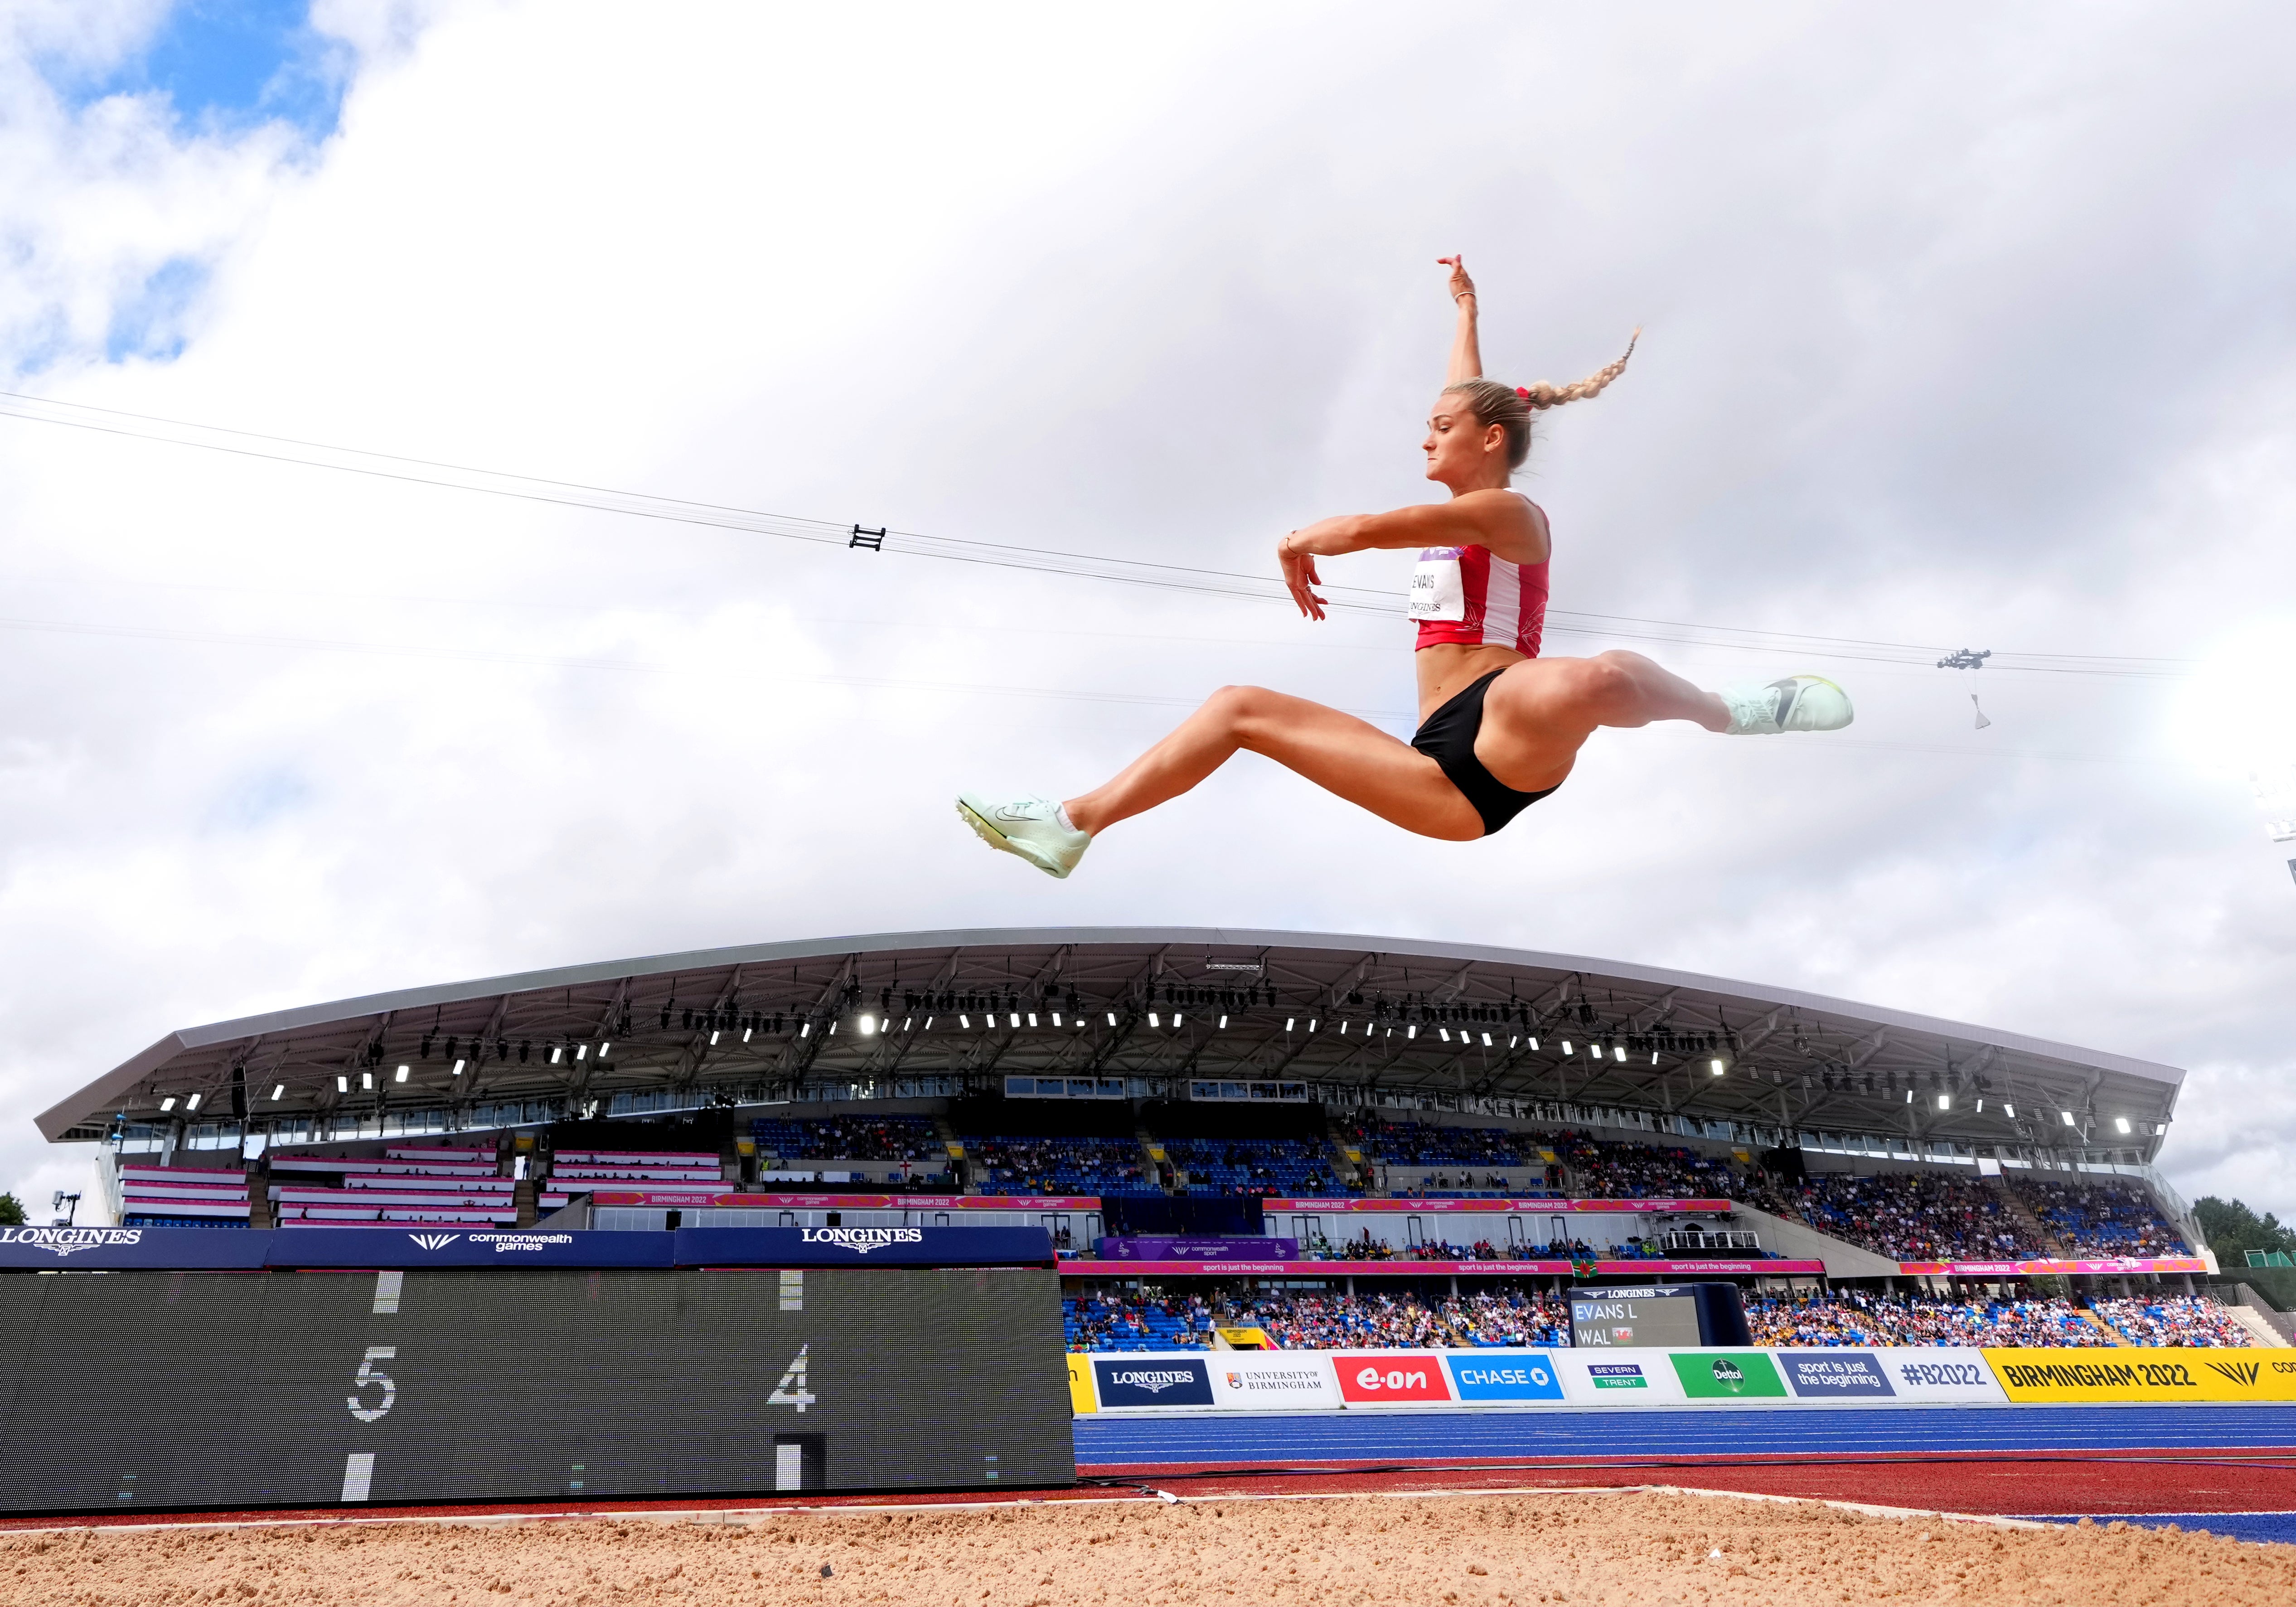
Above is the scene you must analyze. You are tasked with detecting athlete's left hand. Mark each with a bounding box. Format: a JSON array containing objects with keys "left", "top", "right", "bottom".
[{"left": 1279, "top": 532, "right": 1326, "bottom": 621}]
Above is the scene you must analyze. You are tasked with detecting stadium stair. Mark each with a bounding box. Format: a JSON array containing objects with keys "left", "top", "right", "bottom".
[
  {"left": 1989, "top": 1174, "right": 2069, "bottom": 1256},
  {"left": 2078, "top": 1308, "right": 2128, "bottom": 1345}
]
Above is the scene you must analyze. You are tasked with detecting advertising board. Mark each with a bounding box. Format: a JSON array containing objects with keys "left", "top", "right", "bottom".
[
  {"left": 1548, "top": 1348, "right": 1689, "bottom": 1404},
  {"left": 1208, "top": 1353, "right": 1345, "bottom": 1411},
  {"left": 1774, "top": 1350, "right": 1896, "bottom": 1400},
  {"left": 1983, "top": 1349, "right": 2296, "bottom": 1404},
  {"left": 1874, "top": 1348, "right": 2010, "bottom": 1403},
  {"left": 1443, "top": 1351, "right": 1567, "bottom": 1403},
  {"left": 1668, "top": 1351, "right": 1788, "bottom": 1399},
  {"left": 1066, "top": 1353, "right": 1098, "bottom": 1414},
  {"left": 1091, "top": 1355, "right": 1217, "bottom": 1410},
  {"left": 1332, "top": 1351, "right": 1455, "bottom": 1405}
]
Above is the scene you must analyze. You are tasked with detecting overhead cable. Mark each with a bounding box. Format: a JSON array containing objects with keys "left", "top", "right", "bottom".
[{"left": 0, "top": 389, "right": 2194, "bottom": 678}]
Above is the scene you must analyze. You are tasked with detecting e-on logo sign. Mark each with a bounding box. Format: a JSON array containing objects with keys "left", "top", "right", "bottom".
[{"left": 1334, "top": 1354, "right": 1453, "bottom": 1404}]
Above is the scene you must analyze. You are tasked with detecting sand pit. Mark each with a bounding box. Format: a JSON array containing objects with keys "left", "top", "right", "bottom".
[{"left": 5, "top": 1491, "right": 2291, "bottom": 1607}]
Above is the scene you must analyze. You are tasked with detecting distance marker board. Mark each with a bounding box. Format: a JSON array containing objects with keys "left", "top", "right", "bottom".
[{"left": 0, "top": 1266, "right": 1073, "bottom": 1513}]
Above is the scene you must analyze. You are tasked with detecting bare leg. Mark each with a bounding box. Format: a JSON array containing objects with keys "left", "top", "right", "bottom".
[
  {"left": 1475, "top": 651, "right": 1731, "bottom": 793},
  {"left": 1063, "top": 686, "right": 1483, "bottom": 841}
]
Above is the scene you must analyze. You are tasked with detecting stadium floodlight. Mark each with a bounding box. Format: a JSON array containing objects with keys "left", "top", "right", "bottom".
[
  {"left": 1027, "top": 1012, "right": 1037, "bottom": 1027},
  {"left": 2154, "top": 1122, "right": 2168, "bottom": 1136},
  {"left": 1528, "top": 1035, "right": 1539, "bottom": 1050},
  {"left": 2114, "top": 1116, "right": 2131, "bottom": 1134},
  {"left": 1904, "top": 1088, "right": 1913, "bottom": 1104},
  {"left": 902, "top": 1016, "right": 913, "bottom": 1031},
  {"left": 2003, "top": 1102, "right": 2016, "bottom": 1118},
  {"left": 1613, "top": 1046, "right": 1626, "bottom": 1063},
  {"left": 360, "top": 1072, "right": 374, "bottom": 1091},
  {"left": 1147, "top": 1012, "right": 1159, "bottom": 1028},
  {"left": 548, "top": 1044, "right": 562, "bottom": 1064},
  {"left": 1483, "top": 1032, "right": 1493, "bottom": 1047},
  {"left": 1561, "top": 1039, "right": 1573, "bottom": 1055},
  {"left": 1284, "top": 1016, "right": 1294, "bottom": 1031},
  {"left": 1106, "top": 1012, "right": 1117, "bottom": 1027},
  {"left": 923, "top": 1016, "right": 934, "bottom": 1029},
  {"left": 1439, "top": 1028, "right": 1450, "bottom": 1042},
  {"left": 1174, "top": 1012, "right": 1184, "bottom": 1026},
  {"left": 1407, "top": 1024, "right": 1419, "bottom": 1039},
  {"left": 184, "top": 1092, "right": 201, "bottom": 1110},
  {"left": 271, "top": 1083, "right": 285, "bottom": 1101},
  {"left": 707, "top": 1031, "right": 720, "bottom": 1046},
  {"left": 450, "top": 1059, "right": 465, "bottom": 1077},
  {"left": 1050, "top": 1012, "right": 1061, "bottom": 1026},
  {"left": 1308, "top": 1018, "right": 1318, "bottom": 1032},
  {"left": 858, "top": 1015, "right": 876, "bottom": 1036},
  {"left": 1709, "top": 1058, "right": 1724, "bottom": 1076},
  {"left": 799, "top": 1021, "right": 811, "bottom": 1038},
  {"left": 959, "top": 1014, "right": 971, "bottom": 1028},
  {"left": 1936, "top": 1094, "right": 1950, "bottom": 1111},
  {"left": 2060, "top": 1110, "right": 2077, "bottom": 1126},
  {"left": 575, "top": 1044, "right": 588, "bottom": 1060},
  {"left": 1219, "top": 1014, "right": 1229, "bottom": 1029},
  {"left": 741, "top": 1027, "right": 752, "bottom": 1042},
  {"left": 159, "top": 1096, "right": 176, "bottom": 1112},
  {"left": 599, "top": 1041, "right": 610, "bottom": 1057},
  {"left": 394, "top": 1065, "right": 409, "bottom": 1084},
  {"left": 1008, "top": 1012, "right": 1020, "bottom": 1028},
  {"left": 336, "top": 1076, "right": 349, "bottom": 1093}
]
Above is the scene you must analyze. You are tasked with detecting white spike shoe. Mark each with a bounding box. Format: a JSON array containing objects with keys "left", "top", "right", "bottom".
[
  {"left": 956, "top": 793, "right": 1091, "bottom": 879},
  {"left": 1721, "top": 675, "right": 1855, "bottom": 734}
]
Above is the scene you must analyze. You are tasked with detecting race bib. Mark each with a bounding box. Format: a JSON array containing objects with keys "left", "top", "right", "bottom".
[{"left": 1406, "top": 549, "right": 1465, "bottom": 622}]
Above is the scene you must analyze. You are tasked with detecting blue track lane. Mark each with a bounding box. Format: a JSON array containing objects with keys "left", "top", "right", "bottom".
[{"left": 1075, "top": 1406, "right": 2296, "bottom": 1465}]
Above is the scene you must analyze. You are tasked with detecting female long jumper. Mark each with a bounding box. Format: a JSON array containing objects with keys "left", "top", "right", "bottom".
[{"left": 959, "top": 257, "right": 1852, "bottom": 878}]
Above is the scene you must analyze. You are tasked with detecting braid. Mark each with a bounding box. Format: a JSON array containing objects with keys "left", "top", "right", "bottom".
[{"left": 1519, "top": 329, "right": 1638, "bottom": 411}]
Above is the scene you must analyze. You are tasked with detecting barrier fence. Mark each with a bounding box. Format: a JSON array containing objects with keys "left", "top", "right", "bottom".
[{"left": 1069, "top": 1346, "right": 2296, "bottom": 1413}]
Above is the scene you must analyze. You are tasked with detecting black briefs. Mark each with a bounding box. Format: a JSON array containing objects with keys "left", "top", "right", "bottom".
[{"left": 1411, "top": 668, "right": 1559, "bottom": 837}]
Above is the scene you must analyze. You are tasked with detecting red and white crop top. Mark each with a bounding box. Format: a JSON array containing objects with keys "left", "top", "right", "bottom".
[{"left": 1406, "top": 492, "right": 1549, "bottom": 656}]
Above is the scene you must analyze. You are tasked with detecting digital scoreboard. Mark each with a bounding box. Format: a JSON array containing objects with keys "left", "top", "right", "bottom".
[
  {"left": 1568, "top": 1283, "right": 1749, "bottom": 1348},
  {"left": 0, "top": 1264, "right": 1072, "bottom": 1513}
]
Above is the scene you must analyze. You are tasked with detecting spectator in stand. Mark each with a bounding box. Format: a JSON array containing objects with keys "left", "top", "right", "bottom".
[
  {"left": 2012, "top": 1180, "right": 2187, "bottom": 1258},
  {"left": 1778, "top": 1173, "right": 2044, "bottom": 1262},
  {"left": 1743, "top": 1289, "right": 2251, "bottom": 1348},
  {"left": 753, "top": 1115, "right": 942, "bottom": 1163},
  {"left": 2092, "top": 1296, "right": 2251, "bottom": 1346}
]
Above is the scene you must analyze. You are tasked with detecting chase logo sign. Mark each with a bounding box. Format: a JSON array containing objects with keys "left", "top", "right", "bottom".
[
  {"left": 1446, "top": 1355, "right": 1565, "bottom": 1402},
  {"left": 797, "top": 1227, "right": 925, "bottom": 1256},
  {"left": 1781, "top": 1352, "right": 1895, "bottom": 1398},
  {"left": 0, "top": 1227, "right": 141, "bottom": 1258},
  {"left": 1093, "top": 1358, "right": 1214, "bottom": 1407}
]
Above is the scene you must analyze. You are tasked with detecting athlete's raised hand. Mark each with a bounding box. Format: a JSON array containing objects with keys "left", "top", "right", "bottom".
[
  {"left": 1439, "top": 254, "right": 1476, "bottom": 303},
  {"left": 1279, "top": 532, "right": 1327, "bottom": 622}
]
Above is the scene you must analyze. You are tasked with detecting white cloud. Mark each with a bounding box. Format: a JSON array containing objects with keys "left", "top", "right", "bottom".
[{"left": 0, "top": 1, "right": 2293, "bottom": 1223}]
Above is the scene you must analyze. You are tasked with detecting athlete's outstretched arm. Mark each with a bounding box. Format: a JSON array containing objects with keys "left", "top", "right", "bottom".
[
  {"left": 1277, "top": 492, "right": 1544, "bottom": 621},
  {"left": 1440, "top": 255, "right": 1481, "bottom": 382}
]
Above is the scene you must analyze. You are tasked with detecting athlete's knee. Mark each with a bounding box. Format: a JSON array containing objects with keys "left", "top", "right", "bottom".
[
  {"left": 1201, "top": 683, "right": 1279, "bottom": 734},
  {"left": 1574, "top": 655, "right": 1640, "bottom": 712}
]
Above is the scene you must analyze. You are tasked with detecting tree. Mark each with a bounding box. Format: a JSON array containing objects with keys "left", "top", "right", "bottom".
[
  {"left": 0, "top": 1194, "right": 24, "bottom": 1226},
  {"left": 2194, "top": 1196, "right": 2296, "bottom": 1264}
]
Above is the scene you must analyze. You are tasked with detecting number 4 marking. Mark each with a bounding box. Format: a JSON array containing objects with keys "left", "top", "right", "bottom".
[{"left": 769, "top": 1344, "right": 814, "bottom": 1413}]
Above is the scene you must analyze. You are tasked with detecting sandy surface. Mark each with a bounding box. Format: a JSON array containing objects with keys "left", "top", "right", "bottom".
[{"left": 5, "top": 1491, "right": 2291, "bottom": 1607}]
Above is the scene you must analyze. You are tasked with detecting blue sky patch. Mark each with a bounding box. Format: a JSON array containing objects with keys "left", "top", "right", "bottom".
[
  {"left": 104, "top": 255, "right": 210, "bottom": 363},
  {"left": 53, "top": 1, "right": 347, "bottom": 143}
]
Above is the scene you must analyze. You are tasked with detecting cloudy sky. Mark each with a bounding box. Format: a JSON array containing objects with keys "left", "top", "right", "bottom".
[{"left": 3, "top": 1, "right": 2292, "bottom": 1224}]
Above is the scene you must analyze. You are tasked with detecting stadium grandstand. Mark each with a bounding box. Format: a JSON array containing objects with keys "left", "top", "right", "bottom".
[{"left": 43, "top": 926, "right": 2270, "bottom": 1346}]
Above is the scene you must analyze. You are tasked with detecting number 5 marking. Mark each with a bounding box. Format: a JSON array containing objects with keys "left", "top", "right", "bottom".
[{"left": 348, "top": 1346, "right": 397, "bottom": 1423}]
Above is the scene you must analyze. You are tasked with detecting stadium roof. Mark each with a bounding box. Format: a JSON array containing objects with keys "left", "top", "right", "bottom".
[{"left": 41, "top": 927, "right": 2184, "bottom": 1161}]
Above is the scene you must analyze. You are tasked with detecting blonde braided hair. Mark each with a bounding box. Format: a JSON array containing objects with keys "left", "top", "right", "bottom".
[{"left": 1442, "top": 329, "right": 1639, "bottom": 472}]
